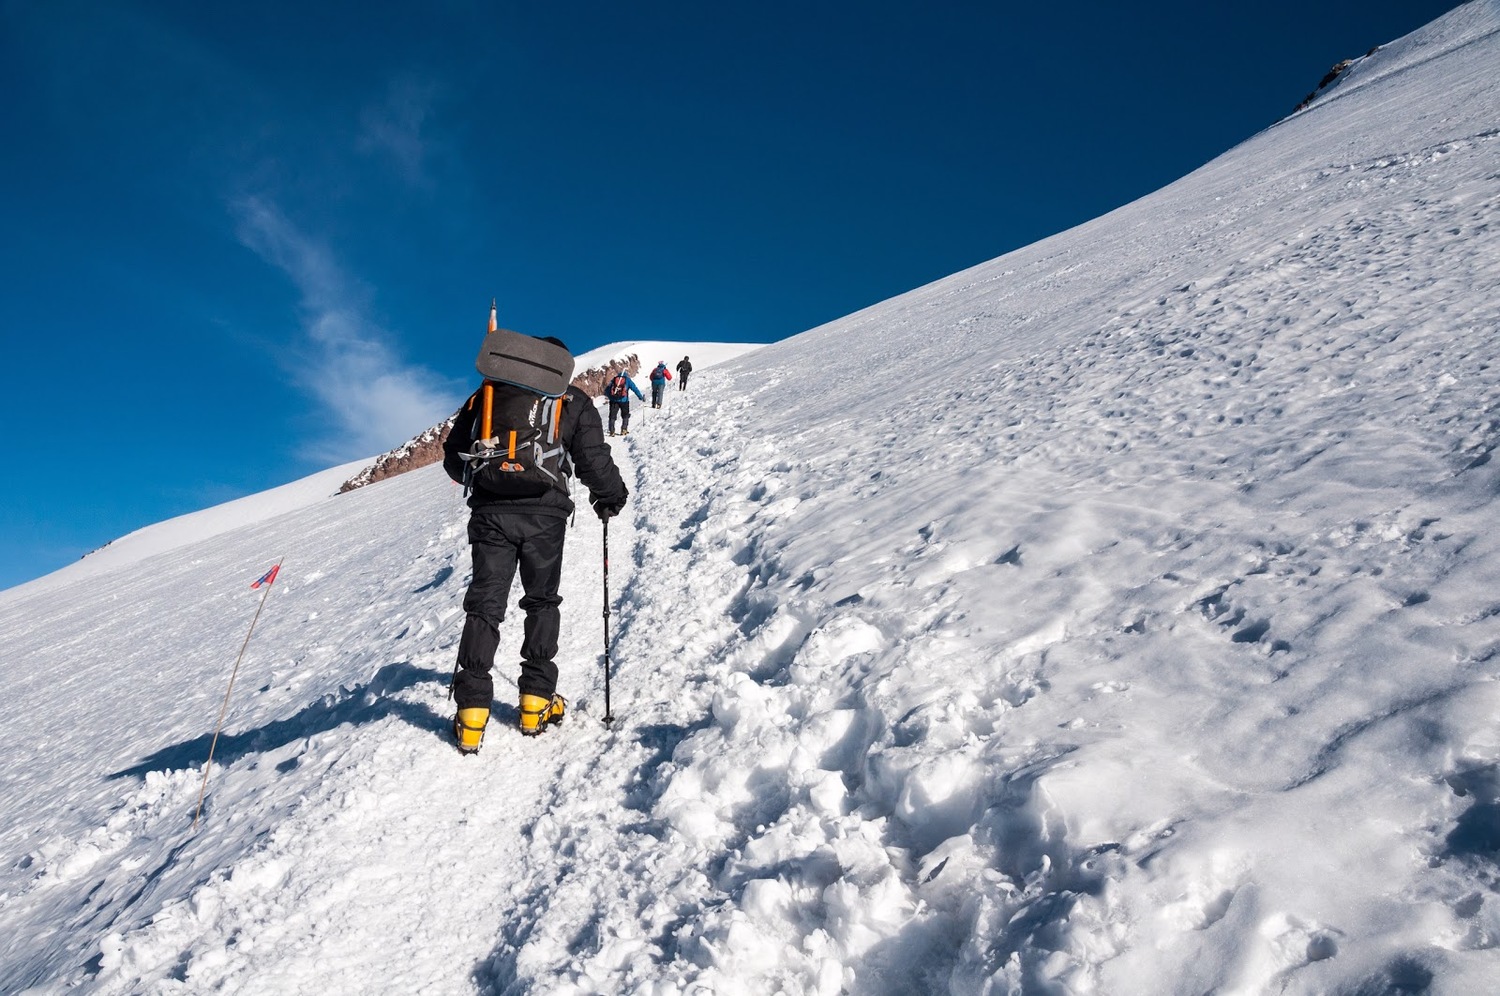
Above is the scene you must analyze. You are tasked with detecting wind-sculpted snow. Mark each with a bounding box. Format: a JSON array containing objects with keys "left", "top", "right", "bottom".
[{"left": 3, "top": 3, "right": 1500, "bottom": 994}]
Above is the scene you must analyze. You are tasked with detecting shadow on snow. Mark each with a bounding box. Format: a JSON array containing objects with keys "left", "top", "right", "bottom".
[{"left": 107, "top": 661, "right": 453, "bottom": 780}]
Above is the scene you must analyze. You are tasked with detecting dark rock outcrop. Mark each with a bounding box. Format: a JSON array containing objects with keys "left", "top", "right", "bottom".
[
  {"left": 1294, "top": 49, "right": 1377, "bottom": 112},
  {"left": 572, "top": 354, "right": 641, "bottom": 398}
]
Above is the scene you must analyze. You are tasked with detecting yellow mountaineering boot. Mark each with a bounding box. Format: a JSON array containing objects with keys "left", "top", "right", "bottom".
[
  {"left": 518, "top": 693, "right": 566, "bottom": 736},
  {"left": 454, "top": 707, "right": 489, "bottom": 755}
]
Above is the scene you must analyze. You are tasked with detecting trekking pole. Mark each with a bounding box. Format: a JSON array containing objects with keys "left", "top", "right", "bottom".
[
  {"left": 602, "top": 518, "right": 615, "bottom": 725},
  {"left": 193, "top": 559, "right": 282, "bottom": 830}
]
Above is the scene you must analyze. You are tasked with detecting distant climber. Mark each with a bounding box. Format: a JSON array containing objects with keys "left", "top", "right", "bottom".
[
  {"left": 605, "top": 370, "right": 645, "bottom": 435},
  {"left": 649, "top": 360, "right": 672, "bottom": 408},
  {"left": 676, "top": 356, "right": 692, "bottom": 392}
]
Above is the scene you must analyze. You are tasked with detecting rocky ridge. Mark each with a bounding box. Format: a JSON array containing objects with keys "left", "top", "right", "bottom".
[{"left": 338, "top": 353, "right": 640, "bottom": 493}]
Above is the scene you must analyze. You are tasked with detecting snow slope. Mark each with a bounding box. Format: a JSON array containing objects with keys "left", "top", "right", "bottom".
[
  {"left": 573, "top": 341, "right": 763, "bottom": 375},
  {"left": 2, "top": 458, "right": 371, "bottom": 600},
  {"left": 3, "top": 3, "right": 1500, "bottom": 993}
]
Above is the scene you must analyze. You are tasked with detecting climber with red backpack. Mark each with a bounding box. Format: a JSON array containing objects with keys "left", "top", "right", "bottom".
[
  {"left": 648, "top": 361, "right": 672, "bottom": 408},
  {"left": 604, "top": 370, "right": 645, "bottom": 436}
]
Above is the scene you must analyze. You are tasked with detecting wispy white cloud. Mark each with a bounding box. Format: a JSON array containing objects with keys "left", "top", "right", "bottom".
[
  {"left": 232, "top": 195, "right": 462, "bottom": 462},
  {"left": 357, "top": 75, "right": 443, "bottom": 187}
]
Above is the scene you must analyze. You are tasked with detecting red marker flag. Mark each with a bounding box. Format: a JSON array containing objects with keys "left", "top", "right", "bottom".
[{"left": 198, "top": 557, "right": 283, "bottom": 829}]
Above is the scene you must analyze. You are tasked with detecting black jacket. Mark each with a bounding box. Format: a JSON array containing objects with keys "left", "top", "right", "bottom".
[
  {"left": 676, "top": 359, "right": 692, "bottom": 377},
  {"left": 442, "top": 385, "right": 628, "bottom": 517}
]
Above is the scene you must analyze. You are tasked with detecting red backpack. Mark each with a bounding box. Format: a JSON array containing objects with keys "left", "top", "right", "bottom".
[{"left": 608, "top": 373, "right": 629, "bottom": 399}]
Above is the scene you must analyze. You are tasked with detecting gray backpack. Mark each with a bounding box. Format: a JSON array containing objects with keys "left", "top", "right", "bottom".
[{"left": 458, "top": 331, "right": 576, "bottom": 497}]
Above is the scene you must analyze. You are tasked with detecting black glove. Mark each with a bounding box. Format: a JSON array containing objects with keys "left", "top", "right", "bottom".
[{"left": 592, "top": 495, "right": 626, "bottom": 520}]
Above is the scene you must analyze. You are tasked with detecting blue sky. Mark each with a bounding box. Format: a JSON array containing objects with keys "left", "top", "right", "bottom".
[{"left": 0, "top": 0, "right": 1462, "bottom": 591}]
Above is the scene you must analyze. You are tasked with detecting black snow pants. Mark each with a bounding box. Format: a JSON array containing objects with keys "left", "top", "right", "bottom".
[
  {"left": 608, "top": 400, "right": 631, "bottom": 433},
  {"left": 452, "top": 510, "right": 566, "bottom": 710}
]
